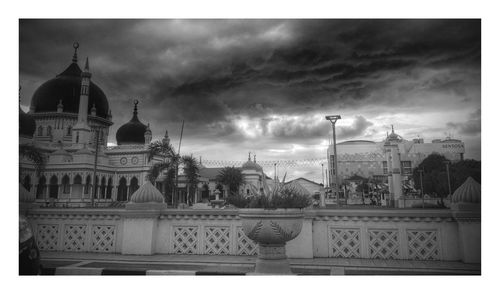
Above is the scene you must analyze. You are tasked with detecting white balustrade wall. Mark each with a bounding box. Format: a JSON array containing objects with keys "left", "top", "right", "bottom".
[{"left": 24, "top": 207, "right": 478, "bottom": 263}]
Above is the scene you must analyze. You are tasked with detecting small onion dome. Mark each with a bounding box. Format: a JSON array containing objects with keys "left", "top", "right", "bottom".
[
  {"left": 19, "top": 107, "right": 36, "bottom": 138},
  {"left": 451, "top": 177, "right": 481, "bottom": 204},
  {"left": 130, "top": 181, "right": 164, "bottom": 203},
  {"left": 19, "top": 183, "right": 35, "bottom": 203},
  {"left": 242, "top": 153, "right": 263, "bottom": 171},
  {"left": 116, "top": 100, "right": 148, "bottom": 145}
]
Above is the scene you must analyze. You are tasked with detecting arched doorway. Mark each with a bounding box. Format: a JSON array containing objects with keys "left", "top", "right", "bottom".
[
  {"left": 72, "top": 174, "right": 83, "bottom": 198},
  {"left": 49, "top": 175, "right": 58, "bottom": 199},
  {"left": 100, "top": 177, "right": 106, "bottom": 199},
  {"left": 84, "top": 175, "right": 91, "bottom": 198},
  {"left": 129, "top": 177, "right": 139, "bottom": 198},
  {"left": 106, "top": 178, "right": 113, "bottom": 199},
  {"left": 201, "top": 184, "right": 209, "bottom": 202},
  {"left": 117, "top": 177, "right": 128, "bottom": 202},
  {"left": 23, "top": 175, "right": 31, "bottom": 191},
  {"left": 62, "top": 175, "right": 70, "bottom": 196},
  {"left": 36, "top": 176, "right": 46, "bottom": 199}
]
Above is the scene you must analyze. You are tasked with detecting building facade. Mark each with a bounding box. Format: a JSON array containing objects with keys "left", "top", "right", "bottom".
[{"left": 326, "top": 126, "right": 465, "bottom": 193}]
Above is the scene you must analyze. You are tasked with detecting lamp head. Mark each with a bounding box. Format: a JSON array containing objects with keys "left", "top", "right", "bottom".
[{"left": 325, "top": 115, "right": 341, "bottom": 121}]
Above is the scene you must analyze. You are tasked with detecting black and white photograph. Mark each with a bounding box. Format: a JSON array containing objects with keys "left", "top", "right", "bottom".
[{"left": 8, "top": 0, "right": 498, "bottom": 291}]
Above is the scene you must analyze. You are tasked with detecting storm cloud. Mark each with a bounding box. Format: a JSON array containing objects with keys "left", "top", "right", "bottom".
[{"left": 19, "top": 19, "right": 481, "bottom": 182}]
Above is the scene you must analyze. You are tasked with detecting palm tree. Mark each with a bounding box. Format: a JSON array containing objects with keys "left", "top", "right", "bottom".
[
  {"left": 181, "top": 155, "right": 199, "bottom": 205},
  {"left": 147, "top": 139, "right": 179, "bottom": 203},
  {"left": 216, "top": 167, "right": 244, "bottom": 196},
  {"left": 19, "top": 144, "right": 46, "bottom": 176}
]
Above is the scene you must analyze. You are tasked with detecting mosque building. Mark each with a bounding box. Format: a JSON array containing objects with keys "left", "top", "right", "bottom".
[{"left": 19, "top": 43, "right": 273, "bottom": 207}]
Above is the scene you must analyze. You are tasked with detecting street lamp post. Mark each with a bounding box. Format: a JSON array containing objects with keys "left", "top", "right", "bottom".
[
  {"left": 321, "top": 163, "right": 324, "bottom": 186},
  {"left": 325, "top": 115, "right": 341, "bottom": 205}
]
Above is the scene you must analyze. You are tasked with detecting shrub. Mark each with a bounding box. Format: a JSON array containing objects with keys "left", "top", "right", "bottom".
[{"left": 229, "top": 186, "right": 311, "bottom": 209}]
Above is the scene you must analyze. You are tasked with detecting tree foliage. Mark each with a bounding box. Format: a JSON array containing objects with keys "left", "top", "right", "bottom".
[
  {"left": 19, "top": 144, "right": 46, "bottom": 176},
  {"left": 413, "top": 153, "right": 480, "bottom": 197},
  {"left": 216, "top": 167, "right": 244, "bottom": 195}
]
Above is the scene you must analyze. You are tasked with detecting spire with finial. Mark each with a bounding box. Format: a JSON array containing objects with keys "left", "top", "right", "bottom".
[
  {"left": 133, "top": 99, "right": 139, "bottom": 118},
  {"left": 72, "top": 42, "right": 79, "bottom": 63},
  {"left": 391, "top": 125, "right": 394, "bottom": 133},
  {"left": 91, "top": 103, "right": 96, "bottom": 116},
  {"left": 84, "top": 57, "right": 89, "bottom": 71},
  {"left": 248, "top": 152, "right": 251, "bottom": 161}
]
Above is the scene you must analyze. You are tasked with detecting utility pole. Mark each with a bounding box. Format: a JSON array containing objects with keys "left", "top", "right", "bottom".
[
  {"left": 445, "top": 160, "right": 452, "bottom": 198},
  {"left": 325, "top": 115, "right": 341, "bottom": 205},
  {"left": 419, "top": 169, "right": 424, "bottom": 208}
]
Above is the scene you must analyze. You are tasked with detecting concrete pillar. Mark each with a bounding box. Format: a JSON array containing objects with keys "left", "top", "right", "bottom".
[
  {"left": 319, "top": 185, "right": 326, "bottom": 207},
  {"left": 391, "top": 147, "right": 402, "bottom": 204},
  {"left": 452, "top": 203, "right": 481, "bottom": 263},
  {"left": 121, "top": 203, "right": 166, "bottom": 255}
]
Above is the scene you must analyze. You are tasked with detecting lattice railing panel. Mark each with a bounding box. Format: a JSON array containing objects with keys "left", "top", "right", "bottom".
[
  {"left": 236, "top": 226, "right": 258, "bottom": 256},
  {"left": 91, "top": 225, "right": 116, "bottom": 252},
  {"left": 63, "top": 224, "right": 87, "bottom": 251},
  {"left": 368, "top": 229, "right": 400, "bottom": 259},
  {"left": 204, "top": 226, "right": 230, "bottom": 255},
  {"left": 407, "top": 230, "right": 440, "bottom": 260},
  {"left": 329, "top": 228, "right": 361, "bottom": 258},
  {"left": 173, "top": 226, "right": 198, "bottom": 254},
  {"left": 36, "top": 224, "right": 59, "bottom": 251}
]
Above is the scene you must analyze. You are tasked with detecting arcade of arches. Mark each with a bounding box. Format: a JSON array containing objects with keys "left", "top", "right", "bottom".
[{"left": 27, "top": 174, "right": 141, "bottom": 202}]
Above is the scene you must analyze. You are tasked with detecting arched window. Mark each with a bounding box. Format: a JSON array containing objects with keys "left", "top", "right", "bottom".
[
  {"left": 117, "top": 177, "right": 128, "bottom": 202},
  {"left": 36, "top": 176, "right": 46, "bottom": 199},
  {"left": 67, "top": 126, "right": 72, "bottom": 136},
  {"left": 47, "top": 126, "right": 52, "bottom": 137},
  {"left": 23, "top": 175, "right": 31, "bottom": 191},
  {"left": 93, "top": 176, "right": 99, "bottom": 199},
  {"left": 62, "top": 175, "right": 70, "bottom": 194},
  {"left": 38, "top": 126, "right": 43, "bottom": 136},
  {"left": 74, "top": 175, "right": 82, "bottom": 185},
  {"left": 100, "top": 177, "right": 106, "bottom": 199},
  {"left": 129, "top": 177, "right": 139, "bottom": 197},
  {"left": 84, "top": 175, "right": 91, "bottom": 194},
  {"left": 72, "top": 174, "right": 83, "bottom": 198},
  {"left": 49, "top": 175, "right": 58, "bottom": 199},
  {"left": 106, "top": 178, "right": 113, "bottom": 199}
]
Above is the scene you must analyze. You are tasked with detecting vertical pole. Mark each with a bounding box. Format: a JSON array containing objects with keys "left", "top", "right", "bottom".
[
  {"left": 321, "top": 163, "right": 324, "bottom": 186},
  {"left": 446, "top": 162, "right": 452, "bottom": 197},
  {"left": 419, "top": 169, "right": 424, "bottom": 208}
]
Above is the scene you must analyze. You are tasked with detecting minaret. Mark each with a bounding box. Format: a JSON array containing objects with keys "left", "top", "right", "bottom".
[
  {"left": 72, "top": 55, "right": 92, "bottom": 145},
  {"left": 162, "top": 129, "right": 170, "bottom": 145}
]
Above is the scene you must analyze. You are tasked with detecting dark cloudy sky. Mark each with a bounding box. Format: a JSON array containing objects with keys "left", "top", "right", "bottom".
[{"left": 19, "top": 19, "right": 481, "bottom": 182}]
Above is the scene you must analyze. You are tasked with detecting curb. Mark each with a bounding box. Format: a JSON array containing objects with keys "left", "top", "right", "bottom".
[{"left": 44, "top": 266, "right": 244, "bottom": 275}]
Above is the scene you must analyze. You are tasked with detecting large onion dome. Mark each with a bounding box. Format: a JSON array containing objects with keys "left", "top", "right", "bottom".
[
  {"left": 451, "top": 177, "right": 481, "bottom": 204},
  {"left": 29, "top": 43, "right": 110, "bottom": 119},
  {"left": 19, "top": 107, "right": 36, "bottom": 138},
  {"left": 116, "top": 100, "right": 148, "bottom": 145},
  {"left": 130, "top": 181, "right": 164, "bottom": 203}
]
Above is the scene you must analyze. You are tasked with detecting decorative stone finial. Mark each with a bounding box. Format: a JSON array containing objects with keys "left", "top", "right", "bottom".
[
  {"left": 91, "top": 103, "right": 97, "bottom": 116},
  {"left": 451, "top": 177, "right": 481, "bottom": 204},
  {"left": 72, "top": 42, "right": 79, "bottom": 63},
  {"left": 248, "top": 152, "right": 251, "bottom": 161},
  {"left": 130, "top": 181, "right": 164, "bottom": 203},
  {"left": 84, "top": 57, "right": 89, "bottom": 71}
]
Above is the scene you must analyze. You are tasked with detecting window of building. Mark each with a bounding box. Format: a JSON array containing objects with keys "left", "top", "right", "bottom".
[
  {"left": 382, "top": 161, "right": 388, "bottom": 174},
  {"left": 67, "top": 126, "right": 72, "bottom": 136},
  {"left": 38, "top": 126, "right": 43, "bottom": 136},
  {"left": 84, "top": 175, "right": 91, "bottom": 194},
  {"left": 401, "top": 161, "right": 412, "bottom": 175},
  {"left": 47, "top": 126, "right": 52, "bottom": 136}
]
